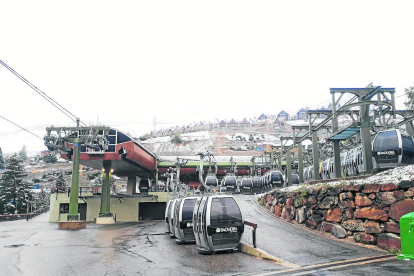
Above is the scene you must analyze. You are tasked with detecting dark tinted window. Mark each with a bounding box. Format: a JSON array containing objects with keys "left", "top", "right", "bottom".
[
  {"left": 242, "top": 179, "right": 252, "bottom": 187},
  {"left": 117, "top": 131, "right": 131, "bottom": 144},
  {"left": 402, "top": 135, "right": 414, "bottom": 163},
  {"left": 225, "top": 178, "right": 236, "bottom": 186},
  {"left": 107, "top": 136, "right": 116, "bottom": 144},
  {"left": 210, "top": 197, "right": 242, "bottom": 227},
  {"left": 271, "top": 173, "right": 283, "bottom": 181},
  {"left": 373, "top": 131, "right": 399, "bottom": 152},
  {"left": 206, "top": 176, "right": 217, "bottom": 186},
  {"left": 182, "top": 199, "right": 196, "bottom": 221}
]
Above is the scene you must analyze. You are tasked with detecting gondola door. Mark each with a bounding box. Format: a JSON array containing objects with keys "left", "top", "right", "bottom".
[{"left": 197, "top": 197, "right": 209, "bottom": 252}]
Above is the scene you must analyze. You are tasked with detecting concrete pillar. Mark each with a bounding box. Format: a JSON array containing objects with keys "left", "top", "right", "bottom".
[
  {"left": 100, "top": 161, "right": 112, "bottom": 215},
  {"left": 360, "top": 103, "right": 373, "bottom": 174},
  {"left": 68, "top": 138, "right": 80, "bottom": 221},
  {"left": 126, "top": 176, "right": 136, "bottom": 195},
  {"left": 333, "top": 141, "right": 341, "bottom": 178},
  {"left": 286, "top": 150, "right": 292, "bottom": 187},
  {"left": 298, "top": 141, "right": 304, "bottom": 183},
  {"left": 312, "top": 131, "right": 320, "bottom": 180}
]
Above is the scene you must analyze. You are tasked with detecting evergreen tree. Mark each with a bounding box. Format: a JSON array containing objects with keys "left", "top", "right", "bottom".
[
  {"left": 19, "top": 145, "right": 28, "bottom": 161},
  {"left": 43, "top": 153, "right": 57, "bottom": 163},
  {"left": 55, "top": 173, "right": 66, "bottom": 192},
  {"left": 404, "top": 85, "right": 414, "bottom": 110},
  {"left": 0, "top": 154, "right": 30, "bottom": 214},
  {"left": 0, "top": 147, "right": 4, "bottom": 169}
]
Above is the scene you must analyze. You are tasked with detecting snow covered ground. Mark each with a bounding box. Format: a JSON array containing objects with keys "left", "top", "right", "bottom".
[{"left": 282, "top": 164, "right": 414, "bottom": 192}]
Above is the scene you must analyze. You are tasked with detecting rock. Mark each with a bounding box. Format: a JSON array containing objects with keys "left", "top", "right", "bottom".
[
  {"left": 354, "top": 207, "right": 388, "bottom": 221},
  {"left": 305, "top": 215, "right": 323, "bottom": 230},
  {"left": 270, "top": 206, "right": 275, "bottom": 214},
  {"left": 294, "top": 196, "right": 304, "bottom": 208},
  {"left": 296, "top": 206, "right": 307, "bottom": 224},
  {"left": 318, "top": 196, "right": 338, "bottom": 209},
  {"left": 281, "top": 206, "right": 295, "bottom": 221},
  {"left": 331, "top": 225, "right": 347, "bottom": 239},
  {"left": 393, "top": 190, "right": 405, "bottom": 201},
  {"left": 341, "top": 220, "right": 365, "bottom": 232},
  {"left": 381, "top": 183, "right": 398, "bottom": 191},
  {"left": 398, "top": 180, "right": 414, "bottom": 190},
  {"left": 377, "top": 233, "right": 401, "bottom": 251},
  {"left": 385, "top": 221, "right": 400, "bottom": 234},
  {"left": 316, "top": 188, "right": 328, "bottom": 201},
  {"left": 305, "top": 196, "right": 317, "bottom": 209},
  {"left": 275, "top": 205, "right": 282, "bottom": 217},
  {"left": 344, "top": 208, "right": 354, "bottom": 219},
  {"left": 286, "top": 198, "right": 292, "bottom": 206},
  {"left": 322, "top": 221, "right": 334, "bottom": 232},
  {"left": 377, "top": 192, "right": 397, "bottom": 206},
  {"left": 355, "top": 194, "right": 373, "bottom": 207},
  {"left": 389, "top": 200, "right": 414, "bottom": 221},
  {"left": 364, "top": 221, "right": 382, "bottom": 234},
  {"left": 354, "top": 233, "right": 376, "bottom": 244},
  {"left": 344, "top": 185, "right": 361, "bottom": 192},
  {"left": 340, "top": 192, "right": 353, "bottom": 201},
  {"left": 363, "top": 184, "right": 381, "bottom": 193},
  {"left": 405, "top": 188, "right": 414, "bottom": 198},
  {"left": 325, "top": 208, "right": 343, "bottom": 222},
  {"left": 339, "top": 200, "right": 355, "bottom": 209},
  {"left": 272, "top": 198, "right": 277, "bottom": 206},
  {"left": 368, "top": 193, "right": 376, "bottom": 200},
  {"left": 328, "top": 186, "right": 343, "bottom": 196}
]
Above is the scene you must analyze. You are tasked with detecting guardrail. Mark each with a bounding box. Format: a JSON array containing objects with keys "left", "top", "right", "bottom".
[
  {"left": 0, "top": 208, "right": 49, "bottom": 222},
  {"left": 241, "top": 220, "right": 257, "bottom": 248}
]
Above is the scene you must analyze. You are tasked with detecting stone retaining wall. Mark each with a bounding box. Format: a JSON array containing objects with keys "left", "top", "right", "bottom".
[{"left": 258, "top": 180, "right": 414, "bottom": 251}]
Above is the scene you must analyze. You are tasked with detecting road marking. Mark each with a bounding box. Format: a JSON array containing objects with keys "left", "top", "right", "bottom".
[{"left": 254, "top": 254, "right": 396, "bottom": 276}]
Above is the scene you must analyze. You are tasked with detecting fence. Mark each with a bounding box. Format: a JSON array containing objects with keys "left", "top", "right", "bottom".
[
  {"left": 241, "top": 220, "right": 257, "bottom": 248},
  {"left": 0, "top": 207, "right": 49, "bottom": 222}
]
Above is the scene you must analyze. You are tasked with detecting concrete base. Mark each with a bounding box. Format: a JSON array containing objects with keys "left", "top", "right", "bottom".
[
  {"left": 398, "top": 254, "right": 414, "bottom": 261},
  {"left": 58, "top": 221, "right": 86, "bottom": 230},
  {"left": 95, "top": 217, "right": 116, "bottom": 225}
]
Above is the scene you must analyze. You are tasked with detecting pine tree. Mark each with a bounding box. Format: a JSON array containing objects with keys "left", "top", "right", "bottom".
[
  {"left": 55, "top": 173, "right": 66, "bottom": 192},
  {"left": 0, "top": 147, "right": 4, "bottom": 169},
  {"left": 0, "top": 154, "right": 30, "bottom": 214},
  {"left": 404, "top": 85, "right": 414, "bottom": 110},
  {"left": 19, "top": 145, "right": 28, "bottom": 161}
]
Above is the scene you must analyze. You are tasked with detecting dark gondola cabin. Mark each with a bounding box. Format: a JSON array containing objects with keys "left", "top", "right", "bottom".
[
  {"left": 165, "top": 200, "right": 172, "bottom": 233},
  {"left": 269, "top": 170, "right": 284, "bottom": 187},
  {"left": 173, "top": 197, "right": 198, "bottom": 243},
  {"left": 252, "top": 176, "right": 262, "bottom": 193},
  {"left": 223, "top": 175, "right": 237, "bottom": 192},
  {"left": 139, "top": 179, "right": 150, "bottom": 195},
  {"left": 373, "top": 129, "right": 414, "bottom": 169},
  {"left": 168, "top": 199, "right": 178, "bottom": 237},
  {"left": 192, "top": 195, "right": 244, "bottom": 254},
  {"left": 241, "top": 177, "right": 253, "bottom": 194},
  {"left": 205, "top": 174, "right": 219, "bottom": 188}
]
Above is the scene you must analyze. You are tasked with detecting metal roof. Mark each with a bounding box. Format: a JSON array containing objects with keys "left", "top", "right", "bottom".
[{"left": 328, "top": 126, "right": 361, "bottom": 141}]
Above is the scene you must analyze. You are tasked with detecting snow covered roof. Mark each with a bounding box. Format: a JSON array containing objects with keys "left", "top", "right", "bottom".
[
  {"left": 241, "top": 118, "right": 249, "bottom": 124},
  {"left": 219, "top": 120, "right": 226, "bottom": 124},
  {"left": 258, "top": 113, "right": 268, "bottom": 120},
  {"left": 277, "top": 110, "right": 289, "bottom": 116},
  {"left": 229, "top": 118, "right": 237, "bottom": 124}
]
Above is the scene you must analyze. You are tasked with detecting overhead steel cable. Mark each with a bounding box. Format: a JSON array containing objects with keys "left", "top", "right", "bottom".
[
  {"left": 0, "top": 60, "right": 87, "bottom": 127},
  {"left": 0, "top": 115, "right": 43, "bottom": 140}
]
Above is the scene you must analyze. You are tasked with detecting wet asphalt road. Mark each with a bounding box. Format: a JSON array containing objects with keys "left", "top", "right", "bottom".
[{"left": 0, "top": 195, "right": 414, "bottom": 275}]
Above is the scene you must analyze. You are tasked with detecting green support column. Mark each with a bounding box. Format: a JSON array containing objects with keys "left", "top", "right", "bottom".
[
  {"left": 298, "top": 141, "right": 304, "bottom": 183},
  {"left": 333, "top": 141, "right": 341, "bottom": 178},
  {"left": 99, "top": 161, "right": 112, "bottom": 216},
  {"left": 360, "top": 103, "right": 373, "bottom": 174},
  {"left": 286, "top": 150, "right": 292, "bottom": 187},
  {"left": 68, "top": 138, "right": 80, "bottom": 221},
  {"left": 312, "top": 131, "right": 320, "bottom": 180}
]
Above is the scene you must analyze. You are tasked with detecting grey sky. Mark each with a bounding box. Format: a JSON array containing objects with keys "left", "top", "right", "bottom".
[{"left": 1, "top": 0, "right": 413, "bottom": 154}]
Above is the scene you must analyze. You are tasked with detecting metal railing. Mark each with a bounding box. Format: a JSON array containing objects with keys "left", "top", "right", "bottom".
[
  {"left": 0, "top": 208, "right": 49, "bottom": 222},
  {"left": 241, "top": 220, "right": 257, "bottom": 248}
]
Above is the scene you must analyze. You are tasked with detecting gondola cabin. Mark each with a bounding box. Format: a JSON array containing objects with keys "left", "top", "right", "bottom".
[
  {"left": 139, "top": 179, "right": 150, "bottom": 195},
  {"left": 269, "top": 170, "right": 284, "bottom": 187},
  {"left": 373, "top": 129, "right": 414, "bottom": 169},
  {"left": 165, "top": 200, "right": 172, "bottom": 233},
  {"left": 241, "top": 177, "right": 253, "bottom": 194},
  {"left": 168, "top": 199, "right": 178, "bottom": 237},
  {"left": 173, "top": 197, "right": 198, "bottom": 243},
  {"left": 292, "top": 174, "right": 300, "bottom": 185},
  {"left": 192, "top": 195, "right": 244, "bottom": 254},
  {"left": 223, "top": 175, "right": 237, "bottom": 193},
  {"left": 205, "top": 174, "right": 219, "bottom": 188},
  {"left": 252, "top": 176, "right": 262, "bottom": 193}
]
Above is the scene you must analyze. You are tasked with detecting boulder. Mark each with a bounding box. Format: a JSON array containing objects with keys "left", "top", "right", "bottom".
[
  {"left": 355, "top": 194, "right": 373, "bottom": 207},
  {"left": 339, "top": 192, "right": 353, "bottom": 201},
  {"left": 344, "top": 208, "right": 354, "bottom": 219},
  {"left": 354, "top": 207, "right": 388, "bottom": 221},
  {"left": 331, "top": 225, "right": 347, "bottom": 239},
  {"left": 325, "top": 208, "right": 343, "bottom": 223},
  {"left": 405, "top": 188, "right": 414, "bottom": 198},
  {"left": 305, "top": 215, "right": 323, "bottom": 230},
  {"left": 385, "top": 221, "right": 400, "bottom": 234},
  {"left": 354, "top": 233, "right": 376, "bottom": 244},
  {"left": 363, "top": 184, "right": 381, "bottom": 193},
  {"left": 275, "top": 205, "right": 282, "bottom": 217},
  {"left": 398, "top": 180, "right": 414, "bottom": 190},
  {"left": 377, "top": 192, "right": 397, "bottom": 206},
  {"left": 339, "top": 200, "right": 355, "bottom": 209},
  {"left": 381, "top": 183, "right": 398, "bottom": 191},
  {"left": 393, "top": 190, "right": 405, "bottom": 201},
  {"left": 296, "top": 206, "right": 307, "bottom": 224},
  {"left": 369, "top": 193, "right": 376, "bottom": 200},
  {"left": 389, "top": 200, "right": 414, "bottom": 221},
  {"left": 281, "top": 206, "right": 295, "bottom": 221},
  {"left": 341, "top": 220, "right": 365, "bottom": 232},
  {"left": 377, "top": 233, "right": 401, "bottom": 251},
  {"left": 322, "top": 221, "right": 334, "bottom": 232},
  {"left": 318, "top": 196, "right": 338, "bottom": 209},
  {"left": 316, "top": 188, "right": 328, "bottom": 201},
  {"left": 363, "top": 221, "right": 382, "bottom": 234},
  {"left": 344, "top": 185, "right": 361, "bottom": 192}
]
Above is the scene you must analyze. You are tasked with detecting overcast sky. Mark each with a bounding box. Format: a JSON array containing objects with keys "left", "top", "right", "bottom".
[{"left": 1, "top": 0, "right": 414, "bottom": 155}]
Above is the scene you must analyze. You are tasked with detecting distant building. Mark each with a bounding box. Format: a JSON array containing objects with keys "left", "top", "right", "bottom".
[
  {"left": 297, "top": 108, "right": 308, "bottom": 120},
  {"left": 277, "top": 110, "right": 289, "bottom": 121},
  {"left": 258, "top": 113, "right": 268, "bottom": 120},
  {"left": 41, "top": 150, "right": 50, "bottom": 157},
  {"left": 219, "top": 120, "right": 226, "bottom": 128},
  {"left": 240, "top": 118, "right": 250, "bottom": 127}
]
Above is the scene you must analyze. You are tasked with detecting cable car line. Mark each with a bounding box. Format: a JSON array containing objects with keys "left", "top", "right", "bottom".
[
  {"left": 0, "top": 115, "right": 43, "bottom": 140},
  {"left": 0, "top": 60, "right": 87, "bottom": 127}
]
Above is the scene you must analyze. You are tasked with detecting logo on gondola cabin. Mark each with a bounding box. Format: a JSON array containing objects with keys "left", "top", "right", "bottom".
[
  {"left": 378, "top": 151, "right": 396, "bottom": 156},
  {"left": 216, "top": 227, "right": 238, "bottom": 233}
]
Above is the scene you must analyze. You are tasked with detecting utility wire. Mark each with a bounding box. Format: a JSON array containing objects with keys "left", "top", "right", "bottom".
[
  {"left": 0, "top": 60, "right": 87, "bottom": 127},
  {"left": 0, "top": 115, "right": 43, "bottom": 140}
]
